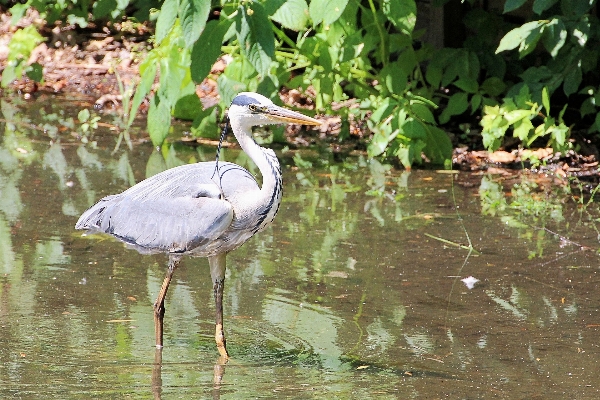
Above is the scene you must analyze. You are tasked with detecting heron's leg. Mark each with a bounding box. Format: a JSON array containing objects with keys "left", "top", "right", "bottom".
[
  {"left": 208, "top": 253, "right": 229, "bottom": 359},
  {"left": 153, "top": 255, "right": 181, "bottom": 348}
]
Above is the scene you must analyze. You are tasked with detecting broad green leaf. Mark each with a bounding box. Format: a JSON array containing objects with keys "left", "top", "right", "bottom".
[
  {"left": 411, "top": 103, "right": 436, "bottom": 124},
  {"left": 147, "top": 99, "right": 172, "bottom": 147},
  {"left": 401, "top": 119, "right": 426, "bottom": 140},
  {"left": 572, "top": 18, "right": 590, "bottom": 46},
  {"left": 368, "top": 131, "right": 391, "bottom": 157},
  {"left": 439, "top": 92, "right": 469, "bottom": 124},
  {"left": 370, "top": 97, "right": 398, "bottom": 123},
  {"left": 382, "top": 0, "right": 416, "bottom": 34},
  {"left": 173, "top": 93, "right": 202, "bottom": 120},
  {"left": 533, "top": 0, "right": 558, "bottom": 14},
  {"left": 381, "top": 62, "right": 408, "bottom": 94},
  {"left": 155, "top": 0, "right": 178, "bottom": 44},
  {"left": 180, "top": 0, "right": 211, "bottom": 48},
  {"left": 594, "top": 112, "right": 600, "bottom": 132},
  {"left": 309, "top": 0, "right": 349, "bottom": 26},
  {"left": 93, "top": 0, "right": 118, "bottom": 18},
  {"left": 128, "top": 54, "right": 158, "bottom": 127},
  {"left": 158, "top": 41, "right": 191, "bottom": 109},
  {"left": 9, "top": 3, "right": 29, "bottom": 25},
  {"left": 512, "top": 118, "right": 534, "bottom": 141},
  {"left": 423, "top": 125, "right": 453, "bottom": 165},
  {"left": 504, "top": 0, "right": 528, "bottom": 13},
  {"left": 271, "top": 0, "right": 309, "bottom": 31},
  {"left": 541, "top": 87, "right": 550, "bottom": 115},
  {"left": 504, "top": 109, "right": 533, "bottom": 124},
  {"left": 453, "top": 78, "right": 479, "bottom": 94},
  {"left": 25, "top": 62, "right": 44, "bottom": 82},
  {"left": 471, "top": 94, "right": 482, "bottom": 114},
  {"left": 541, "top": 18, "right": 566, "bottom": 57},
  {"left": 550, "top": 123, "right": 568, "bottom": 149},
  {"left": 236, "top": 4, "right": 275, "bottom": 76},
  {"left": 561, "top": 0, "right": 595, "bottom": 17},
  {"left": 191, "top": 106, "right": 219, "bottom": 139},
  {"left": 480, "top": 77, "right": 506, "bottom": 97},
  {"left": 191, "top": 19, "right": 232, "bottom": 83},
  {"left": 563, "top": 65, "right": 582, "bottom": 97},
  {"left": 217, "top": 74, "right": 247, "bottom": 107},
  {"left": 425, "top": 65, "right": 442, "bottom": 88},
  {"left": 78, "top": 108, "right": 91, "bottom": 122},
  {"left": 496, "top": 21, "right": 543, "bottom": 54}
]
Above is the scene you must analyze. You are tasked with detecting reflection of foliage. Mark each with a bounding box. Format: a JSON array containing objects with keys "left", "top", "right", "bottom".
[
  {"left": 479, "top": 175, "right": 567, "bottom": 226},
  {"left": 478, "top": 174, "right": 600, "bottom": 258}
]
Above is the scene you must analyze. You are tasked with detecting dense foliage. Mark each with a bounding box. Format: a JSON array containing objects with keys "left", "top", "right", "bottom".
[{"left": 2, "top": 0, "right": 600, "bottom": 167}]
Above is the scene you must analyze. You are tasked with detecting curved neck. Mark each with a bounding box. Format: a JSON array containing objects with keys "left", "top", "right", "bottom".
[{"left": 229, "top": 119, "right": 281, "bottom": 196}]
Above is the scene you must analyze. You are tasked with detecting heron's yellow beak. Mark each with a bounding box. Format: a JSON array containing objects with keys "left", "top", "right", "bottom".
[{"left": 265, "top": 106, "right": 321, "bottom": 126}]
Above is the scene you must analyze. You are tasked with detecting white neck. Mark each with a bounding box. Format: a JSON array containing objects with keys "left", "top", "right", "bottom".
[{"left": 229, "top": 118, "right": 281, "bottom": 199}]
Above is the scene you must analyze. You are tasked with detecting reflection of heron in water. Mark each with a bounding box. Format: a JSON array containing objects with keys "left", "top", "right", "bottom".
[{"left": 76, "top": 92, "right": 321, "bottom": 358}]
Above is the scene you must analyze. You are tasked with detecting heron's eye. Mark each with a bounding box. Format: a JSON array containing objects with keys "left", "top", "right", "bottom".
[{"left": 248, "top": 104, "right": 259, "bottom": 112}]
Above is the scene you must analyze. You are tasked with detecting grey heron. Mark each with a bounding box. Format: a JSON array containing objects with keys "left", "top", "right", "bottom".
[{"left": 75, "top": 92, "right": 321, "bottom": 358}]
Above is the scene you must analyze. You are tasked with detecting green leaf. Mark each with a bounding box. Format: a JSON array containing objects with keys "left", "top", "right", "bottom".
[
  {"left": 180, "top": 0, "right": 211, "bottom": 48},
  {"left": 423, "top": 125, "right": 453, "bottom": 165},
  {"left": 25, "top": 62, "right": 44, "bottom": 82},
  {"left": 309, "top": 0, "right": 349, "bottom": 26},
  {"left": 236, "top": 4, "right": 275, "bottom": 76},
  {"left": 155, "top": 0, "right": 178, "bottom": 45},
  {"left": 173, "top": 93, "right": 202, "bottom": 120},
  {"left": 425, "top": 65, "right": 442, "bottom": 88},
  {"left": 148, "top": 98, "right": 172, "bottom": 147},
  {"left": 128, "top": 54, "right": 158, "bottom": 127},
  {"left": 563, "top": 66, "right": 582, "bottom": 97},
  {"left": 93, "top": 0, "right": 118, "bottom": 18},
  {"left": 542, "top": 86, "right": 550, "bottom": 115},
  {"left": 533, "top": 0, "right": 558, "bottom": 14},
  {"left": 191, "top": 106, "right": 219, "bottom": 139},
  {"left": 381, "top": 62, "right": 408, "bottom": 94},
  {"left": 401, "top": 118, "right": 426, "bottom": 140},
  {"left": 9, "top": 3, "right": 29, "bottom": 25},
  {"left": 453, "top": 78, "right": 479, "bottom": 94},
  {"left": 541, "top": 19, "right": 566, "bottom": 58},
  {"left": 439, "top": 92, "right": 469, "bottom": 124},
  {"left": 191, "top": 19, "right": 232, "bottom": 83},
  {"left": 370, "top": 97, "right": 398, "bottom": 123},
  {"left": 217, "top": 74, "right": 247, "bottom": 107},
  {"left": 513, "top": 118, "right": 534, "bottom": 141},
  {"left": 271, "top": 0, "right": 309, "bottom": 31},
  {"left": 382, "top": 0, "right": 416, "bottom": 34},
  {"left": 368, "top": 130, "right": 392, "bottom": 157},
  {"left": 471, "top": 94, "right": 482, "bottom": 114},
  {"left": 411, "top": 103, "right": 436, "bottom": 124},
  {"left": 496, "top": 21, "right": 543, "bottom": 54},
  {"left": 78, "top": 108, "right": 91, "bottom": 123},
  {"left": 504, "top": 0, "right": 528, "bottom": 13},
  {"left": 480, "top": 77, "right": 506, "bottom": 97}
]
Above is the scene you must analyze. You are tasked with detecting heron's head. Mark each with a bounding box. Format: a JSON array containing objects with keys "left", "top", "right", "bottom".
[{"left": 228, "top": 92, "right": 321, "bottom": 129}]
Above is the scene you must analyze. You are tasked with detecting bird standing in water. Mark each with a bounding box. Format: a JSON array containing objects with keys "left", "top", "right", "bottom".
[{"left": 76, "top": 92, "right": 321, "bottom": 358}]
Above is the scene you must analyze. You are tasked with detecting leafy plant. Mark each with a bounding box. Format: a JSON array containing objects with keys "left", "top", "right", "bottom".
[
  {"left": 135, "top": 0, "right": 452, "bottom": 167},
  {"left": 1, "top": 25, "right": 44, "bottom": 87},
  {"left": 483, "top": 0, "right": 599, "bottom": 149},
  {"left": 481, "top": 86, "right": 570, "bottom": 152}
]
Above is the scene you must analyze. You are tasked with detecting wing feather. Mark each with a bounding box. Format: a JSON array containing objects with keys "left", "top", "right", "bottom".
[{"left": 75, "top": 161, "right": 257, "bottom": 254}]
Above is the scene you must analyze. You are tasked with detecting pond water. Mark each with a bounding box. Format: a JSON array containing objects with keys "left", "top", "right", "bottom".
[{"left": 1, "top": 95, "right": 600, "bottom": 398}]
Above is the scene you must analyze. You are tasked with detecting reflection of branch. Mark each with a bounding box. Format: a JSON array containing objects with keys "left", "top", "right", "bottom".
[
  {"left": 423, "top": 233, "right": 481, "bottom": 254},
  {"left": 537, "top": 226, "right": 594, "bottom": 251},
  {"left": 0, "top": 117, "right": 45, "bottom": 132}
]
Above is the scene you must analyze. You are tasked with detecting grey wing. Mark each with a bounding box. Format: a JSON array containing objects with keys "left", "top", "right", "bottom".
[{"left": 75, "top": 162, "right": 256, "bottom": 254}]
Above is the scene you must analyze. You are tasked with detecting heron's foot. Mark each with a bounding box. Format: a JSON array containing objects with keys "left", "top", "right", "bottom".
[{"left": 215, "top": 323, "right": 229, "bottom": 359}]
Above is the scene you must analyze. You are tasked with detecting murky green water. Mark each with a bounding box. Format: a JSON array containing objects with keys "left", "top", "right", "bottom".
[{"left": 1, "top": 95, "right": 600, "bottom": 398}]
